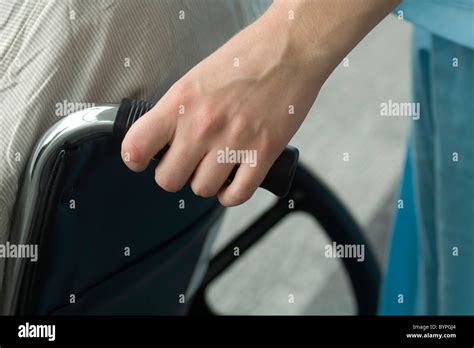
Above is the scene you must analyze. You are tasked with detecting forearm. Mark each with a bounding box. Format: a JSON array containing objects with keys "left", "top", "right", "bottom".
[
  {"left": 122, "top": 0, "right": 402, "bottom": 207},
  {"left": 260, "top": 0, "right": 401, "bottom": 81}
]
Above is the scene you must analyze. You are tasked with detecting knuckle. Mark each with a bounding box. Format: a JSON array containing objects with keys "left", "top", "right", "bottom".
[
  {"left": 155, "top": 172, "right": 181, "bottom": 193},
  {"left": 218, "top": 196, "right": 233, "bottom": 208},
  {"left": 258, "top": 131, "right": 279, "bottom": 153},
  {"left": 229, "top": 116, "right": 250, "bottom": 139},
  {"left": 228, "top": 185, "right": 254, "bottom": 206},
  {"left": 193, "top": 102, "right": 220, "bottom": 138},
  {"left": 170, "top": 79, "right": 195, "bottom": 107},
  {"left": 191, "top": 182, "right": 216, "bottom": 198},
  {"left": 198, "top": 99, "right": 216, "bottom": 118}
]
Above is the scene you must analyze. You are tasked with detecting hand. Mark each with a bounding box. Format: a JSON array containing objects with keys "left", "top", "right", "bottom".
[
  {"left": 121, "top": 0, "right": 400, "bottom": 207},
  {"left": 121, "top": 7, "right": 322, "bottom": 206}
]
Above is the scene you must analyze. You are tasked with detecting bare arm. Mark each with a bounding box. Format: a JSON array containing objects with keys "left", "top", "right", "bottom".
[{"left": 121, "top": 0, "right": 401, "bottom": 206}]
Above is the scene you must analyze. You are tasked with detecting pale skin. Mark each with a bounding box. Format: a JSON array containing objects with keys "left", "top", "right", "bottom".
[{"left": 121, "top": 0, "right": 401, "bottom": 207}]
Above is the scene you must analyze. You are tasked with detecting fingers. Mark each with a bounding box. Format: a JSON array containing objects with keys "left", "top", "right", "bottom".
[
  {"left": 121, "top": 96, "right": 278, "bottom": 204},
  {"left": 217, "top": 156, "right": 273, "bottom": 207},
  {"left": 121, "top": 99, "right": 176, "bottom": 172},
  {"left": 190, "top": 151, "right": 235, "bottom": 197},
  {"left": 154, "top": 137, "right": 206, "bottom": 193}
]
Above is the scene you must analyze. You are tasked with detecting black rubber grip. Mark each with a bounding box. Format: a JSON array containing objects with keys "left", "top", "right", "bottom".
[{"left": 114, "top": 98, "right": 299, "bottom": 198}]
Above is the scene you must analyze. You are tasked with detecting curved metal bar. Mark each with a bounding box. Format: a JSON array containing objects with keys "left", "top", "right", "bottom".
[
  {"left": 202, "top": 201, "right": 289, "bottom": 289},
  {"left": 189, "top": 164, "right": 381, "bottom": 315},
  {"left": 291, "top": 164, "right": 381, "bottom": 315},
  {"left": 2, "top": 105, "right": 119, "bottom": 315}
]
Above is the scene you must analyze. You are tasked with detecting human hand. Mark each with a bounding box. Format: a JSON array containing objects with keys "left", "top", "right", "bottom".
[
  {"left": 121, "top": 0, "right": 399, "bottom": 206},
  {"left": 121, "top": 7, "right": 321, "bottom": 206}
]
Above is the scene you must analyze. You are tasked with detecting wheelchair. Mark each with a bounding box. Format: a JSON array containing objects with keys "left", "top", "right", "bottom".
[{"left": 1, "top": 99, "right": 380, "bottom": 315}]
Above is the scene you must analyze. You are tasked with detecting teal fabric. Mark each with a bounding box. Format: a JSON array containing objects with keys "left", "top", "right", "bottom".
[
  {"left": 380, "top": 27, "right": 474, "bottom": 315},
  {"left": 379, "top": 147, "right": 419, "bottom": 315},
  {"left": 394, "top": 0, "right": 474, "bottom": 49}
]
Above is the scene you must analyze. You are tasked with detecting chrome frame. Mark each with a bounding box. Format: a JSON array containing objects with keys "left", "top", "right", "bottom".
[{"left": 2, "top": 105, "right": 119, "bottom": 315}]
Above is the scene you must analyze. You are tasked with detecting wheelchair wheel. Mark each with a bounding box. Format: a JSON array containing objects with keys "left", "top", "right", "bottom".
[{"left": 189, "top": 163, "right": 381, "bottom": 316}]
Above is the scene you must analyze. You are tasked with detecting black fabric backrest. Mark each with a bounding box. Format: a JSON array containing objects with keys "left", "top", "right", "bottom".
[{"left": 18, "top": 136, "right": 222, "bottom": 315}]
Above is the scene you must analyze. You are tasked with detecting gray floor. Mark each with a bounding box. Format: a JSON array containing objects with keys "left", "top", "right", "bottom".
[{"left": 207, "top": 15, "right": 412, "bottom": 315}]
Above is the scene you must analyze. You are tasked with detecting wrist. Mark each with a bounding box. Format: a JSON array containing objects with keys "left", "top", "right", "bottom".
[
  {"left": 259, "top": 0, "right": 338, "bottom": 83},
  {"left": 260, "top": 0, "right": 401, "bottom": 82}
]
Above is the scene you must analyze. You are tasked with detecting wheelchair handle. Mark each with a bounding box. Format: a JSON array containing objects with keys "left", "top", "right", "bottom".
[{"left": 113, "top": 98, "right": 299, "bottom": 198}]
